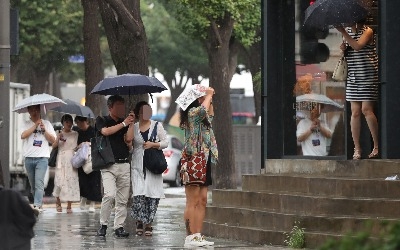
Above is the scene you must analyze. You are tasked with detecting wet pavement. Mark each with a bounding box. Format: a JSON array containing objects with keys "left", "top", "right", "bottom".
[{"left": 31, "top": 187, "right": 291, "bottom": 249}]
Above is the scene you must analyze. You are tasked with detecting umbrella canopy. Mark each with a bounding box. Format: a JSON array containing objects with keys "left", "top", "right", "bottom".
[
  {"left": 90, "top": 74, "right": 167, "bottom": 95},
  {"left": 296, "top": 93, "right": 344, "bottom": 113},
  {"left": 13, "top": 93, "right": 66, "bottom": 114},
  {"left": 50, "top": 99, "right": 95, "bottom": 118},
  {"left": 304, "top": 0, "right": 371, "bottom": 29}
]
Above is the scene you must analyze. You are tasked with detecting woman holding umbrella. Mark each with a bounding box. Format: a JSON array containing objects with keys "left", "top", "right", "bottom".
[{"left": 336, "top": 19, "right": 379, "bottom": 159}]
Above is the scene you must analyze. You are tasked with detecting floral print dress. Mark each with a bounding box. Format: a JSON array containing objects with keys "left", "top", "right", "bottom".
[
  {"left": 183, "top": 106, "right": 218, "bottom": 164},
  {"left": 52, "top": 130, "right": 80, "bottom": 202}
]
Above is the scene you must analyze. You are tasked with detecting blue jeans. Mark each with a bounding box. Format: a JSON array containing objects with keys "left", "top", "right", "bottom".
[{"left": 25, "top": 157, "right": 48, "bottom": 207}]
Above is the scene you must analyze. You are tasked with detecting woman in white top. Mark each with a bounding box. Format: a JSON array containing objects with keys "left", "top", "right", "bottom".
[
  {"left": 130, "top": 101, "right": 168, "bottom": 236},
  {"left": 52, "top": 114, "right": 80, "bottom": 213}
]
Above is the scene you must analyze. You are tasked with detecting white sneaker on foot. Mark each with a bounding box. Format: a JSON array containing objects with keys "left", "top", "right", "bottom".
[
  {"left": 88, "top": 201, "right": 95, "bottom": 213},
  {"left": 80, "top": 197, "right": 87, "bottom": 210},
  {"left": 184, "top": 234, "right": 207, "bottom": 247},
  {"left": 200, "top": 235, "right": 214, "bottom": 246}
]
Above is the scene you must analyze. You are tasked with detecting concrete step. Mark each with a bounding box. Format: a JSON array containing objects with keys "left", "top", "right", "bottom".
[
  {"left": 205, "top": 205, "right": 396, "bottom": 236},
  {"left": 264, "top": 159, "right": 400, "bottom": 178},
  {"left": 202, "top": 219, "right": 343, "bottom": 249},
  {"left": 242, "top": 174, "right": 400, "bottom": 199},
  {"left": 212, "top": 189, "right": 400, "bottom": 218}
]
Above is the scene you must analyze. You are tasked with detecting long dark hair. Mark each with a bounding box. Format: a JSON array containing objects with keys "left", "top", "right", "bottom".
[
  {"left": 179, "top": 100, "right": 210, "bottom": 129},
  {"left": 134, "top": 101, "right": 150, "bottom": 120}
]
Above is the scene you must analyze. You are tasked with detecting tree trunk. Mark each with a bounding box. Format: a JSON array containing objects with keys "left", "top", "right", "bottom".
[
  {"left": 206, "top": 15, "right": 236, "bottom": 189},
  {"left": 98, "top": 0, "right": 149, "bottom": 108},
  {"left": 82, "top": 0, "right": 106, "bottom": 117}
]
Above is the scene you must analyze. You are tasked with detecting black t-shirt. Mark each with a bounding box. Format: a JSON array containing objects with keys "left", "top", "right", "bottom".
[
  {"left": 75, "top": 125, "right": 96, "bottom": 145},
  {"left": 95, "top": 116, "right": 129, "bottom": 160}
]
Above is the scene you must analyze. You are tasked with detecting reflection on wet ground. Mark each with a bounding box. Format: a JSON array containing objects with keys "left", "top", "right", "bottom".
[{"left": 31, "top": 191, "right": 289, "bottom": 249}]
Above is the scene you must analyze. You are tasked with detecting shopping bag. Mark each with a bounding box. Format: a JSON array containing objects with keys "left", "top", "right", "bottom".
[{"left": 71, "top": 143, "right": 90, "bottom": 169}]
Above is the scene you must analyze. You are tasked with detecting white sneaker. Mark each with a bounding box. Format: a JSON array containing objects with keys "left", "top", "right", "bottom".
[
  {"left": 200, "top": 235, "right": 214, "bottom": 246},
  {"left": 88, "top": 201, "right": 95, "bottom": 213},
  {"left": 80, "top": 197, "right": 87, "bottom": 210},
  {"left": 184, "top": 234, "right": 207, "bottom": 247}
]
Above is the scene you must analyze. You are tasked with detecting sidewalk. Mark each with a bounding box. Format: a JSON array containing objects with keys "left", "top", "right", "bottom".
[{"left": 31, "top": 187, "right": 291, "bottom": 249}]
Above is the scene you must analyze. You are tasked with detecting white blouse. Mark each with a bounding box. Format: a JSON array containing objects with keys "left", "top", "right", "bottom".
[{"left": 131, "top": 120, "right": 168, "bottom": 198}]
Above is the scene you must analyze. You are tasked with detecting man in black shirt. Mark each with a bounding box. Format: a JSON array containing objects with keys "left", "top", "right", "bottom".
[{"left": 96, "top": 95, "right": 134, "bottom": 238}]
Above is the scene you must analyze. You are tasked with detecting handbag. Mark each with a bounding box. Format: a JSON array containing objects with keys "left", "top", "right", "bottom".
[
  {"left": 143, "top": 122, "right": 168, "bottom": 175},
  {"left": 82, "top": 150, "right": 93, "bottom": 174},
  {"left": 180, "top": 125, "right": 207, "bottom": 185},
  {"left": 332, "top": 56, "right": 348, "bottom": 81},
  {"left": 71, "top": 143, "right": 89, "bottom": 169},
  {"left": 90, "top": 121, "right": 115, "bottom": 171},
  {"left": 48, "top": 147, "right": 58, "bottom": 167}
]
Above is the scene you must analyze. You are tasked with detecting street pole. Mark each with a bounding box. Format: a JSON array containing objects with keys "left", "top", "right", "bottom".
[{"left": 0, "top": 0, "right": 11, "bottom": 187}]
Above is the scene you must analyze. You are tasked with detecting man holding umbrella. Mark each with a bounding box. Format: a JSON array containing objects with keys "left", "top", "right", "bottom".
[
  {"left": 20, "top": 104, "right": 57, "bottom": 213},
  {"left": 96, "top": 95, "right": 135, "bottom": 238}
]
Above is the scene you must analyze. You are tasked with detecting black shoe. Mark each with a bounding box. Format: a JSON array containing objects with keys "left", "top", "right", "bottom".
[
  {"left": 115, "top": 227, "right": 129, "bottom": 238},
  {"left": 97, "top": 225, "right": 107, "bottom": 237}
]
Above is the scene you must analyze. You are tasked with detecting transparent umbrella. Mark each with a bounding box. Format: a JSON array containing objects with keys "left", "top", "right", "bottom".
[
  {"left": 296, "top": 93, "right": 344, "bottom": 113},
  {"left": 12, "top": 93, "right": 66, "bottom": 114}
]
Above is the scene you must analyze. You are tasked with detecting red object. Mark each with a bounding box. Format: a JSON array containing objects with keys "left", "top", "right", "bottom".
[
  {"left": 310, "top": 0, "right": 316, "bottom": 5},
  {"left": 180, "top": 150, "right": 207, "bottom": 185},
  {"left": 163, "top": 150, "right": 173, "bottom": 158}
]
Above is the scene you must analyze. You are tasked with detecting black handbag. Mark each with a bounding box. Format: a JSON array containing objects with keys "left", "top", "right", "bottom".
[
  {"left": 91, "top": 121, "right": 115, "bottom": 171},
  {"left": 143, "top": 122, "right": 168, "bottom": 175},
  {"left": 48, "top": 147, "right": 58, "bottom": 167}
]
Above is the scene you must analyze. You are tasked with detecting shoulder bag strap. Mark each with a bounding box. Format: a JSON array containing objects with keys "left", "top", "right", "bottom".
[{"left": 149, "top": 121, "right": 159, "bottom": 142}]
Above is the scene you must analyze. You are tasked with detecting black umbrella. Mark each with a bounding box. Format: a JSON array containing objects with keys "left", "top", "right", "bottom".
[
  {"left": 90, "top": 74, "right": 167, "bottom": 96},
  {"left": 50, "top": 99, "right": 95, "bottom": 118},
  {"left": 304, "top": 0, "right": 371, "bottom": 29}
]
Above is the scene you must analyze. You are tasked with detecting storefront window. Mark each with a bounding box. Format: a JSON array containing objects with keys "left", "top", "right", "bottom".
[{"left": 291, "top": 0, "right": 346, "bottom": 157}]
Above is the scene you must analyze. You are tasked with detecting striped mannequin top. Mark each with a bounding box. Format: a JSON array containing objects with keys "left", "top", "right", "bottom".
[{"left": 345, "top": 25, "right": 379, "bottom": 101}]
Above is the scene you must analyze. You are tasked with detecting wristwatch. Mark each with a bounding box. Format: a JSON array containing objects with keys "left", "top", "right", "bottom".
[{"left": 122, "top": 121, "right": 127, "bottom": 127}]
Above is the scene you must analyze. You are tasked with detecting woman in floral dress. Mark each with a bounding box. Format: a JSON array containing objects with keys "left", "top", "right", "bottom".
[
  {"left": 176, "top": 84, "right": 218, "bottom": 247},
  {"left": 52, "top": 114, "right": 80, "bottom": 213}
]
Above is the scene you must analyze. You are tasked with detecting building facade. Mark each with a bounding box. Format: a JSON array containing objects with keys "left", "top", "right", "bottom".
[{"left": 262, "top": 0, "right": 400, "bottom": 161}]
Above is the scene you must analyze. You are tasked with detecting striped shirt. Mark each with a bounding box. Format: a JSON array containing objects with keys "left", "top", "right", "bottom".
[{"left": 345, "top": 26, "right": 379, "bottom": 101}]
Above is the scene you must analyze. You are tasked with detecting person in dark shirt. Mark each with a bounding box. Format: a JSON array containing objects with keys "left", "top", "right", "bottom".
[
  {"left": 74, "top": 116, "right": 102, "bottom": 212},
  {"left": 95, "top": 95, "right": 135, "bottom": 238},
  {"left": 0, "top": 185, "right": 36, "bottom": 250}
]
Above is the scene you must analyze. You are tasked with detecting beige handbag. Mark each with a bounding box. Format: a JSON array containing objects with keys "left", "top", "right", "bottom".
[{"left": 332, "top": 56, "right": 348, "bottom": 81}]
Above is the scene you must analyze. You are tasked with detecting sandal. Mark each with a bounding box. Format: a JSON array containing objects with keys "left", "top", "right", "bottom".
[
  {"left": 136, "top": 222, "right": 143, "bottom": 236},
  {"left": 144, "top": 226, "right": 153, "bottom": 236},
  {"left": 353, "top": 148, "right": 361, "bottom": 160},
  {"left": 368, "top": 147, "right": 379, "bottom": 159},
  {"left": 56, "top": 202, "right": 62, "bottom": 213},
  {"left": 66, "top": 207, "right": 73, "bottom": 214}
]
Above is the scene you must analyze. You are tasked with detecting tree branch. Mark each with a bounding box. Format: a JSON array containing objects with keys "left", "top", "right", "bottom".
[
  {"left": 210, "top": 20, "right": 223, "bottom": 48},
  {"left": 103, "top": 0, "right": 142, "bottom": 36}
]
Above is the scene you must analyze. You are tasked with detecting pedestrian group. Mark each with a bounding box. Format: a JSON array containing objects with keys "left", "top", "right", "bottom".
[{"left": 19, "top": 84, "right": 218, "bottom": 247}]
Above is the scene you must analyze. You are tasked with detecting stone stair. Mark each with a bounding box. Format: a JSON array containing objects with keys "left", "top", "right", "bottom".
[{"left": 203, "top": 159, "right": 400, "bottom": 248}]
